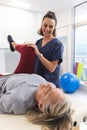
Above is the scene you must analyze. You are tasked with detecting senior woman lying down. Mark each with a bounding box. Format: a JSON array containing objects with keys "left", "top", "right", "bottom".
[{"left": 0, "top": 73, "right": 72, "bottom": 130}]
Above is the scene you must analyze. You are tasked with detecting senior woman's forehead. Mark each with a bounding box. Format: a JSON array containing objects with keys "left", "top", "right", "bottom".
[{"left": 38, "top": 83, "right": 57, "bottom": 91}]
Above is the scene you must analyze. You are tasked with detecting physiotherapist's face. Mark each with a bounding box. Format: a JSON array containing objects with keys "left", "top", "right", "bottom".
[{"left": 41, "top": 17, "right": 56, "bottom": 37}]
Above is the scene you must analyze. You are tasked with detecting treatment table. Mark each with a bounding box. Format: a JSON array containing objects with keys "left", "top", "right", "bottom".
[
  {"left": 0, "top": 83, "right": 87, "bottom": 130},
  {"left": 67, "top": 82, "right": 87, "bottom": 130}
]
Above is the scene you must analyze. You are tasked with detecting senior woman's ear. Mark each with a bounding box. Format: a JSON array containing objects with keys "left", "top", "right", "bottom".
[{"left": 38, "top": 102, "right": 44, "bottom": 112}]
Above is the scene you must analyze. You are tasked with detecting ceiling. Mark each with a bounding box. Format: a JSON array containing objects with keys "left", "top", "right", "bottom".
[{"left": 0, "top": 0, "right": 86, "bottom": 13}]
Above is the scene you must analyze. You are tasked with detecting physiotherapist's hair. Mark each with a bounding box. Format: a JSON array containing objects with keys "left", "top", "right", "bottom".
[
  {"left": 38, "top": 11, "right": 57, "bottom": 37},
  {"left": 26, "top": 99, "right": 73, "bottom": 130}
]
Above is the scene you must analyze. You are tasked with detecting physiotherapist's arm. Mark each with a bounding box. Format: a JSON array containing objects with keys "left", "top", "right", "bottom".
[{"left": 26, "top": 43, "right": 58, "bottom": 73}]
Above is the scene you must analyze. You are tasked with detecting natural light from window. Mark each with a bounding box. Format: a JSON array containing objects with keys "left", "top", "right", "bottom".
[{"left": 74, "top": 2, "right": 87, "bottom": 83}]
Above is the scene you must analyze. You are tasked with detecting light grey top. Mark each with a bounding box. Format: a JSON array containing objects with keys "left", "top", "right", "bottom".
[{"left": 0, "top": 73, "right": 48, "bottom": 114}]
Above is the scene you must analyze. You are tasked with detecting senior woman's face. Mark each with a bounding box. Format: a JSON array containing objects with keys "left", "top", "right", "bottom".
[{"left": 35, "top": 84, "right": 65, "bottom": 112}]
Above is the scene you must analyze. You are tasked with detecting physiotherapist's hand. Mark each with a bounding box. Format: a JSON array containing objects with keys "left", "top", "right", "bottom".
[{"left": 26, "top": 43, "right": 40, "bottom": 56}]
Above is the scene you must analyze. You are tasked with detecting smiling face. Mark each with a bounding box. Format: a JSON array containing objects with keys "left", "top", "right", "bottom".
[
  {"left": 41, "top": 17, "right": 56, "bottom": 37},
  {"left": 35, "top": 84, "right": 65, "bottom": 112}
]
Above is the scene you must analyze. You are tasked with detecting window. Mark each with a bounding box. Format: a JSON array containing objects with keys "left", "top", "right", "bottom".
[{"left": 74, "top": 2, "right": 87, "bottom": 82}]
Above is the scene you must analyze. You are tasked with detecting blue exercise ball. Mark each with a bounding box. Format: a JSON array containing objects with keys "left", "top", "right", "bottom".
[{"left": 59, "top": 73, "right": 80, "bottom": 93}]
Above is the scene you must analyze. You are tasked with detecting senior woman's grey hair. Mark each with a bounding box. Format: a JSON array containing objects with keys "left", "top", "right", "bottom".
[{"left": 26, "top": 99, "right": 73, "bottom": 130}]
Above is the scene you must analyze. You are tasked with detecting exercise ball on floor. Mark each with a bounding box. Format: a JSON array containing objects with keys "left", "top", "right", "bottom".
[{"left": 59, "top": 73, "right": 80, "bottom": 93}]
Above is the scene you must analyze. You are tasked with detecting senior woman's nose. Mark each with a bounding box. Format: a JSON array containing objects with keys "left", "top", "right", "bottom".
[{"left": 47, "top": 83, "right": 52, "bottom": 88}]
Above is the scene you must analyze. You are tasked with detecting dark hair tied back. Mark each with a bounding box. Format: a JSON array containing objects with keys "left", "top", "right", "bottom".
[{"left": 43, "top": 11, "right": 57, "bottom": 26}]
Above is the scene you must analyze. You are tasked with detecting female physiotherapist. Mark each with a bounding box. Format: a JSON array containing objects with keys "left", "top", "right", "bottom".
[{"left": 7, "top": 11, "right": 64, "bottom": 87}]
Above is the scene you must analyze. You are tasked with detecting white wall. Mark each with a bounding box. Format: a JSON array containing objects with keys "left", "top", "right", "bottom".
[
  {"left": 0, "top": 5, "right": 39, "bottom": 47},
  {"left": 56, "top": 9, "right": 74, "bottom": 75},
  {"left": 0, "top": 4, "right": 41, "bottom": 73},
  {"left": 0, "top": 49, "right": 5, "bottom": 73}
]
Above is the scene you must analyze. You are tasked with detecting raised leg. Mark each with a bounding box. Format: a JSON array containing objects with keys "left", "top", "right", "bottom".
[
  {"left": 0, "top": 74, "right": 3, "bottom": 77},
  {"left": 7, "top": 35, "right": 35, "bottom": 74},
  {"left": 14, "top": 45, "right": 35, "bottom": 74}
]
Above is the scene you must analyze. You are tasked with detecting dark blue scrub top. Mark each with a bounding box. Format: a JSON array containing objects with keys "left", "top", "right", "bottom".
[{"left": 34, "top": 38, "right": 64, "bottom": 87}]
